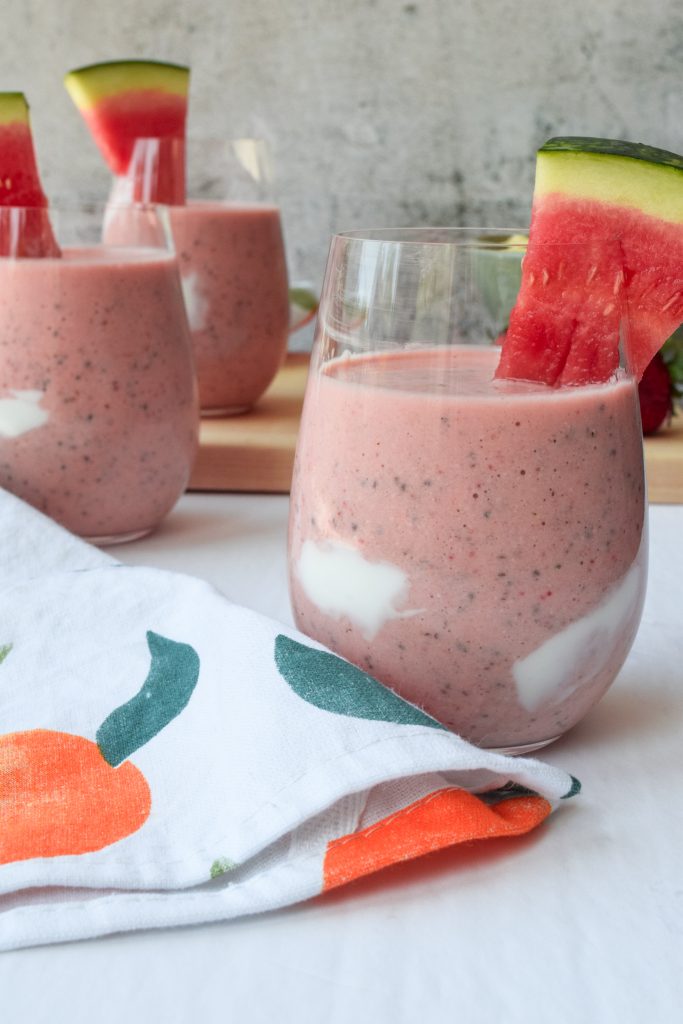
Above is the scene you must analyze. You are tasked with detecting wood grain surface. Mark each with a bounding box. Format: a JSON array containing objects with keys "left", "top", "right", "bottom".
[
  {"left": 189, "top": 354, "right": 682, "bottom": 503},
  {"left": 643, "top": 414, "right": 683, "bottom": 504},
  {"left": 189, "top": 354, "right": 309, "bottom": 494}
]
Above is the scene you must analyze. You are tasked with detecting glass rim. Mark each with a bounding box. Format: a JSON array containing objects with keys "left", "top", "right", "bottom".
[
  {"left": 0, "top": 202, "right": 175, "bottom": 261},
  {"left": 333, "top": 227, "right": 529, "bottom": 248},
  {"left": 131, "top": 134, "right": 270, "bottom": 144},
  {"left": 169, "top": 197, "right": 280, "bottom": 210},
  {"left": 331, "top": 227, "right": 626, "bottom": 252}
]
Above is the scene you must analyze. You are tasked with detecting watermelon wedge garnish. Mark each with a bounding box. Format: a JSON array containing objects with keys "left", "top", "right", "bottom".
[
  {"left": 0, "top": 92, "right": 60, "bottom": 257},
  {"left": 495, "top": 137, "right": 683, "bottom": 386},
  {"left": 64, "top": 60, "right": 189, "bottom": 204}
]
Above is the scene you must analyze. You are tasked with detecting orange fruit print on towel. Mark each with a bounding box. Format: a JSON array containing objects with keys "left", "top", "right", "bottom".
[
  {"left": 0, "top": 631, "right": 199, "bottom": 865},
  {"left": 274, "top": 634, "right": 578, "bottom": 891}
]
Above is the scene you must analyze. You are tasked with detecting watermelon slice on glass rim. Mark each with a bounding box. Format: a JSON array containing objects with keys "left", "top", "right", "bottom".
[
  {"left": 488, "top": 229, "right": 683, "bottom": 433},
  {"left": 65, "top": 59, "right": 320, "bottom": 334},
  {"left": 495, "top": 137, "right": 683, "bottom": 390},
  {"left": 64, "top": 59, "right": 189, "bottom": 204},
  {"left": 0, "top": 92, "right": 60, "bottom": 257}
]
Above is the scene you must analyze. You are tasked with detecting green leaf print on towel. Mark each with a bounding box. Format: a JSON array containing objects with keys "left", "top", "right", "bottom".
[
  {"left": 2, "top": 632, "right": 200, "bottom": 865},
  {"left": 0, "top": 643, "right": 12, "bottom": 665},
  {"left": 274, "top": 634, "right": 445, "bottom": 730},
  {"left": 97, "top": 631, "right": 200, "bottom": 767}
]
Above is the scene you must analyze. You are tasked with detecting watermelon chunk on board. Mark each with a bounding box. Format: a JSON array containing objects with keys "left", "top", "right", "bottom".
[
  {"left": 64, "top": 60, "right": 189, "bottom": 204},
  {"left": 495, "top": 137, "right": 683, "bottom": 386},
  {"left": 0, "top": 93, "right": 60, "bottom": 257}
]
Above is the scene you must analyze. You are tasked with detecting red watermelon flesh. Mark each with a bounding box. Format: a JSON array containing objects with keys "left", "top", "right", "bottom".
[
  {"left": 65, "top": 62, "right": 189, "bottom": 205},
  {"left": 78, "top": 90, "right": 187, "bottom": 178},
  {"left": 0, "top": 116, "right": 60, "bottom": 258},
  {"left": 496, "top": 196, "right": 683, "bottom": 387},
  {"left": 125, "top": 134, "right": 186, "bottom": 205}
]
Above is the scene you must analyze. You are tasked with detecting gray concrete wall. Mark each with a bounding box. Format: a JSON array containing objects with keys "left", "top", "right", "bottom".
[{"left": 2, "top": 0, "right": 682, "bottom": 343}]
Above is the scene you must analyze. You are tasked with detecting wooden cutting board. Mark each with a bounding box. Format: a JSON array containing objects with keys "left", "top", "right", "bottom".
[
  {"left": 189, "top": 354, "right": 683, "bottom": 503},
  {"left": 643, "top": 414, "right": 683, "bottom": 503},
  {"left": 189, "top": 353, "right": 309, "bottom": 494}
]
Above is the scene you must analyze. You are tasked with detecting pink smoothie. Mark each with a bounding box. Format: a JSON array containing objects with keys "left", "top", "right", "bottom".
[
  {"left": 168, "top": 201, "right": 290, "bottom": 413},
  {"left": 0, "top": 247, "right": 198, "bottom": 541},
  {"left": 289, "top": 345, "right": 647, "bottom": 750}
]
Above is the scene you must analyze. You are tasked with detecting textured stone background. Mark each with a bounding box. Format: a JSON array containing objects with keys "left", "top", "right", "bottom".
[{"left": 2, "top": 0, "right": 682, "bottom": 345}]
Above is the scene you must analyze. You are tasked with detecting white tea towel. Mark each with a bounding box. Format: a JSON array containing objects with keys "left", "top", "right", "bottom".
[{"left": 0, "top": 489, "right": 578, "bottom": 951}]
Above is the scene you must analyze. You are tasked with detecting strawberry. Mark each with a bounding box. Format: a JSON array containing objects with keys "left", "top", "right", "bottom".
[
  {"left": 639, "top": 353, "right": 673, "bottom": 434},
  {"left": 638, "top": 329, "right": 683, "bottom": 435}
]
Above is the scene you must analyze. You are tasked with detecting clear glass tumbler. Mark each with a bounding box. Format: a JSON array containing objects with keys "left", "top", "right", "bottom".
[
  {"left": 288, "top": 228, "right": 647, "bottom": 753},
  {"left": 0, "top": 204, "right": 198, "bottom": 543}
]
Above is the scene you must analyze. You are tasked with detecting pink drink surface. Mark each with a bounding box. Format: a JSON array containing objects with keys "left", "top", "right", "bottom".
[
  {"left": 0, "top": 247, "right": 198, "bottom": 539},
  {"left": 168, "top": 202, "right": 290, "bottom": 412},
  {"left": 289, "top": 346, "right": 647, "bottom": 749}
]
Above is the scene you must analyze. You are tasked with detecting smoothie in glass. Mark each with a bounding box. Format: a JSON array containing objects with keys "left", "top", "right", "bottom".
[
  {"left": 289, "top": 228, "right": 648, "bottom": 750},
  {"left": 289, "top": 343, "right": 647, "bottom": 751},
  {"left": 0, "top": 244, "right": 198, "bottom": 541},
  {"left": 106, "top": 138, "right": 291, "bottom": 414},
  {"left": 168, "top": 201, "right": 289, "bottom": 413}
]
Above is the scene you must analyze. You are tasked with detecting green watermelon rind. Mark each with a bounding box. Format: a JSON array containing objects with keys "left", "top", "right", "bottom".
[
  {"left": 65, "top": 60, "right": 189, "bottom": 96},
  {"left": 0, "top": 93, "right": 29, "bottom": 107},
  {"left": 0, "top": 93, "right": 30, "bottom": 126},
  {"left": 67, "top": 58, "right": 189, "bottom": 77},
  {"left": 541, "top": 137, "right": 683, "bottom": 174}
]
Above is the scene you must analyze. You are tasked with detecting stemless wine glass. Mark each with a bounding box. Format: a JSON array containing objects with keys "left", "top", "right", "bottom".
[
  {"left": 288, "top": 228, "right": 648, "bottom": 753},
  {"left": 0, "top": 204, "right": 198, "bottom": 544}
]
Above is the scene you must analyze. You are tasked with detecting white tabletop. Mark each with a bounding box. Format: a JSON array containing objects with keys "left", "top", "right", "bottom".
[{"left": 3, "top": 493, "right": 682, "bottom": 1023}]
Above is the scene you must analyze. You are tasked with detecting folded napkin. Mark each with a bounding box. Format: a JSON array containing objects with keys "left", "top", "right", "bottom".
[{"left": 0, "top": 489, "right": 579, "bottom": 951}]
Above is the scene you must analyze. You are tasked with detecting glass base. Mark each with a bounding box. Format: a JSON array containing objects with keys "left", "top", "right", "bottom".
[
  {"left": 84, "top": 526, "right": 154, "bottom": 547},
  {"left": 485, "top": 735, "right": 562, "bottom": 757},
  {"left": 201, "top": 403, "right": 253, "bottom": 418}
]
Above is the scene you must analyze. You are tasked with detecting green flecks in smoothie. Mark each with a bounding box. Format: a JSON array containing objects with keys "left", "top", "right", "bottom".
[
  {"left": 0, "top": 643, "right": 12, "bottom": 665},
  {"left": 561, "top": 775, "right": 582, "bottom": 799},
  {"left": 210, "top": 857, "right": 238, "bottom": 879},
  {"left": 97, "top": 631, "right": 200, "bottom": 767},
  {"left": 274, "top": 634, "right": 446, "bottom": 730}
]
